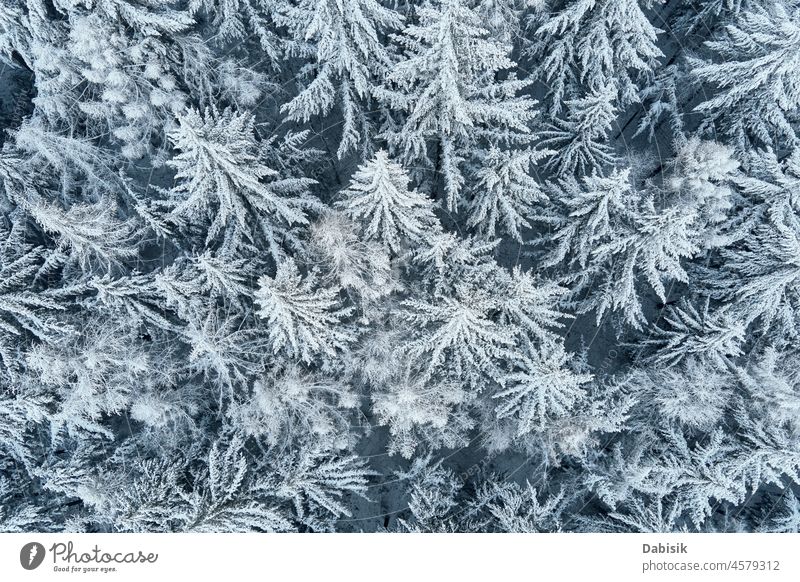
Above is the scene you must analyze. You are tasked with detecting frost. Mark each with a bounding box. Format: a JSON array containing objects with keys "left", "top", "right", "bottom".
[{"left": 1, "top": 0, "right": 798, "bottom": 534}]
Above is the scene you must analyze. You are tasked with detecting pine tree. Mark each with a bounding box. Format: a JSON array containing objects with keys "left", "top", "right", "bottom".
[
  {"left": 279, "top": 0, "right": 403, "bottom": 157},
  {"left": 664, "top": 137, "right": 739, "bottom": 249},
  {"left": 716, "top": 219, "right": 800, "bottom": 338},
  {"left": 376, "top": 0, "right": 538, "bottom": 210},
  {"left": 0, "top": 223, "right": 70, "bottom": 376},
  {"left": 402, "top": 283, "right": 515, "bottom": 389},
  {"left": 371, "top": 365, "right": 473, "bottom": 458},
  {"left": 469, "top": 480, "right": 564, "bottom": 533},
  {"left": 0, "top": 475, "right": 49, "bottom": 532},
  {"left": 644, "top": 301, "right": 745, "bottom": 369},
  {"left": 155, "top": 250, "right": 254, "bottom": 322},
  {"left": 308, "top": 212, "right": 396, "bottom": 304},
  {"left": 265, "top": 448, "right": 374, "bottom": 524},
  {"left": 59, "top": 0, "right": 194, "bottom": 35},
  {"left": 182, "top": 308, "right": 264, "bottom": 395},
  {"left": 466, "top": 147, "right": 550, "bottom": 241},
  {"left": 88, "top": 273, "right": 177, "bottom": 332},
  {"left": 181, "top": 436, "right": 294, "bottom": 532},
  {"left": 233, "top": 365, "right": 359, "bottom": 450},
  {"left": 393, "top": 457, "right": 462, "bottom": 532},
  {"left": 538, "top": 84, "right": 618, "bottom": 175},
  {"left": 625, "top": 360, "right": 732, "bottom": 431},
  {"left": 691, "top": 2, "right": 800, "bottom": 149},
  {"left": 527, "top": 0, "right": 663, "bottom": 112},
  {"left": 27, "top": 318, "right": 147, "bottom": 440},
  {"left": 739, "top": 346, "right": 800, "bottom": 431},
  {"left": 494, "top": 266, "right": 568, "bottom": 345},
  {"left": 590, "top": 204, "right": 701, "bottom": 329},
  {"left": 34, "top": 1, "right": 202, "bottom": 159},
  {"left": 543, "top": 168, "right": 635, "bottom": 270},
  {"left": 634, "top": 64, "right": 686, "bottom": 142},
  {"left": 27, "top": 195, "right": 138, "bottom": 271},
  {"left": 494, "top": 340, "right": 593, "bottom": 438},
  {"left": 254, "top": 258, "right": 355, "bottom": 363},
  {"left": 189, "top": 0, "right": 286, "bottom": 64},
  {"left": 760, "top": 491, "right": 800, "bottom": 533},
  {"left": 337, "top": 150, "right": 440, "bottom": 253},
  {"left": 472, "top": 1, "right": 529, "bottom": 45},
  {"left": 165, "top": 107, "right": 316, "bottom": 251}
]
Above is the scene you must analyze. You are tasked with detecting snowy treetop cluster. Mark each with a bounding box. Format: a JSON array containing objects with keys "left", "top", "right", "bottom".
[{"left": 0, "top": 0, "right": 799, "bottom": 532}]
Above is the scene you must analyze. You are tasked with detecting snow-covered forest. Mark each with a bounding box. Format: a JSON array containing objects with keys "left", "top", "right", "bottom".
[{"left": 0, "top": 0, "right": 799, "bottom": 533}]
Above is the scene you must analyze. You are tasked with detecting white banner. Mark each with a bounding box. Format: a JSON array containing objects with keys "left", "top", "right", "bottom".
[{"left": 1, "top": 533, "right": 798, "bottom": 582}]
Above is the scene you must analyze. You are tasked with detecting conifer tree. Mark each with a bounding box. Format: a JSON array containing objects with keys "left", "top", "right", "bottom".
[
  {"left": 337, "top": 150, "right": 440, "bottom": 253},
  {"left": 691, "top": 2, "right": 800, "bottom": 149},
  {"left": 165, "top": 107, "right": 316, "bottom": 252},
  {"left": 255, "top": 258, "right": 355, "bottom": 363},
  {"left": 376, "top": 0, "right": 538, "bottom": 210},
  {"left": 280, "top": 0, "right": 404, "bottom": 157}
]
